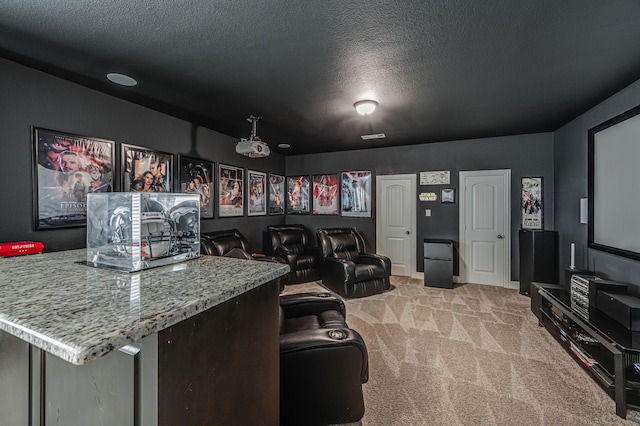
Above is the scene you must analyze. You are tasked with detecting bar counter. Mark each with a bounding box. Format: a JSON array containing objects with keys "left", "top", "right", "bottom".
[{"left": 0, "top": 249, "right": 289, "bottom": 425}]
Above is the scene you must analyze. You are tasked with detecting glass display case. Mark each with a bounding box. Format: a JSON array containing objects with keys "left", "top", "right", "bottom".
[{"left": 86, "top": 192, "right": 200, "bottom": 272}]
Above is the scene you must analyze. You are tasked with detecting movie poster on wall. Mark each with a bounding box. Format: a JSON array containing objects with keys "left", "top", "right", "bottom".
[
  {"left": 248, "top": 170, "right": 267, "bottom": 216},
  {"left": 341, "top": 171, "right": 372, "bottom": 217},
  {"left": 521, "top": 177, "right": 543, "bottom": 229},
  {"left": 219, "top": 164, "right": 244, "bottom": 217},
  {"left": 312, "top": 174, "right": 339, "bottom": 215},
  {"left": 33, "top": 127, "right": 115, "bottom": 229},
  {"left": 122, "top": 144, "right": 173, "bottom": 193},
  {"left": 269, "top": 173, "right": 285, "bottom": 215},
  {"left": 179, "top": 155, "right": 214, "bottom": 219},
  {"left": 287, "top": 175, "right": 310, "bottom": 214}
]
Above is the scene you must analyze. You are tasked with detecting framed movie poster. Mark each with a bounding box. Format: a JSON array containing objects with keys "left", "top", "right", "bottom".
[
  {"left": 32, "top": 127, "right": 115, "bottom": 229},
  {"left": 219, "top": 164, "right": 244, "bottom": 217},
  {"left": 521, "top": 177, "right": 543, "bottom": 229},
  {"left": 122, "top": 144, "right": 173, "bottom": 192},
  {"left": 247, "top": 170, "right": 267, "bottom": 216},
  {"left": 312, "top": 174, "right": 339, "bottom": 215},
  {"left": 341, "top": 171, "right": 372, "bottom": 217},
  {"left": 179, "top": 155, "right": 214, "bottom": 219},
  {"left": 269, "top": 173, "right": 285, "bottom": 215},
  {"left": 287, "top": 175, "right": 310, "bottom": 214}
]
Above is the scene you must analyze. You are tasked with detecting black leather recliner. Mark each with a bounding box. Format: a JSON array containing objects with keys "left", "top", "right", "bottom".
[
  {"left": 316, "top": 227, "right": 391, "bottom": 298},
  {"left": 266, "top": 224, "right": 320, "bottom": 284},
  {"left": 279, "top": 292, "right": 368, "bottom": 426},
  {"left": 200, "top": 229, "right": 288, "bottom": 289}
]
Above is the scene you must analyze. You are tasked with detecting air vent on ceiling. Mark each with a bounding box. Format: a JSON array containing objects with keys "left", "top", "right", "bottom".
[{"left": 361, "top": 133, "right": 386, "bottom": 140}]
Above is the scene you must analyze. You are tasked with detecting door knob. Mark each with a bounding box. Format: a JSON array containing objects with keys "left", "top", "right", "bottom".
[
  {"left": 497, "top": 235, "right": 504, "bottom": 239},
  {"left": 406, "top": 231, "right": 410, "bottom": 235}
]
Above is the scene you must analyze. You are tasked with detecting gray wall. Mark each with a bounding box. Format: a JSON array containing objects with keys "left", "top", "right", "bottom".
[
  {"left": 0, "top": 58, "right": 286, "bottom": 253},
  {"left": 287, "top": 132, "right": 555, "bottom": 280},
  {"left": 554, "top": 78, "right": 640, "bottom": 291}
]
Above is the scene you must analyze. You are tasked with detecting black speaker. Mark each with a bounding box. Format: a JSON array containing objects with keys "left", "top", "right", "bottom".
[{"left": 519, "top": 230, "right": 557, "bottom": 296}]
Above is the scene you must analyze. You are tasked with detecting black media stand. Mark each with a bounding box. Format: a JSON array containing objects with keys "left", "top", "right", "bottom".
[{"left": 535, "top": 284, "right": 640, "bottom": 419}]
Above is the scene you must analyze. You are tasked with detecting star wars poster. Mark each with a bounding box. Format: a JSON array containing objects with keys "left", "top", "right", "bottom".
[
  {"left": 179, "top": 155, "right": 214, "bottom": 219},
  {"left": 33, "top": 127, "right": 114, "bottom": 229},
  {"left": 312, "top": 174, "right": 339, "bottom": 215},
  {"left": 219, "top": 164, "right": 244, "bottom": 217},
  {"left": 248, "top": 170, "right": 267, "bottom": 216},
  {"left": 287, "top": 175, "right": 310, "bottom": 214},
  {"left": 269, "top": 174, "right": 285, "bottom": 215},
  {"left": 341, "top": 171, "right": 372, "bottom": 217},
  {"left": 122, "top": 144, "right": 173, "bottom": 193}
]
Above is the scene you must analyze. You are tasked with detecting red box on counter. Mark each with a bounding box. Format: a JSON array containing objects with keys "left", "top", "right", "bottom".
[{"left": 0, "top": 241, "right": 44, "bottom": 257}]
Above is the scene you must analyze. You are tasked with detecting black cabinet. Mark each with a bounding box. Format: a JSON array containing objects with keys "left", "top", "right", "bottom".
[
  {"left": 423, "top": 239, "right": 453, "bottom": 289},
  {"left": 519, "top": 230, "right": 557, "bottom": 296},
  {"left": 537, "top": 287, "right": 640, "bottom": 418}
]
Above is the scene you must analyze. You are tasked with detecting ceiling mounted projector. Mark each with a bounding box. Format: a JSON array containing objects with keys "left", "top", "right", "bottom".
[{"left": 236, "top": 115, "right": 270, "bottom": 158}]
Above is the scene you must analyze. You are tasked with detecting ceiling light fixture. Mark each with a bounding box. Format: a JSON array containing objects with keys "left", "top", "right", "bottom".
[
  {"left": 354, "top": 100, "right": 378, "bottom": 115},
  {"left": 361, "top": 133, "right": 386, "bottom": 140},
  {"left": 107, "top": 72, "right": 137, "bottom": 87}
]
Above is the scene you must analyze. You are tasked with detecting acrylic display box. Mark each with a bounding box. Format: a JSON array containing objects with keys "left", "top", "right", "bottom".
[{"left": 86, "top": 192, "right": 200, "bottom": 272}]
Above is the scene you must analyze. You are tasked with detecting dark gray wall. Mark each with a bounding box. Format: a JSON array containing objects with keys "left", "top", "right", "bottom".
[
  {"left": 554, "top": 78, "right": 640, "bottom": 290},
  {"left": 0, "top": 58, "right": 286, "bottom": 253},
  {"left": 10, "top": 52, "right": 639, "bottom": 289},
  {"left": 287, "top": 132, "right": 555, "bottom": 281}
]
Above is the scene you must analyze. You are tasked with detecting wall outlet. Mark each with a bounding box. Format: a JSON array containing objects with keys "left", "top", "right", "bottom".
[{"left": 425, "top": 209, "right": 431, "bottom": 217}]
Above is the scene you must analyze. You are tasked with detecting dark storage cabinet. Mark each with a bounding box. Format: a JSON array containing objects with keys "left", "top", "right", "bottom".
[{"left": 519, "top": 230, "right": 557, "bottom": 296}]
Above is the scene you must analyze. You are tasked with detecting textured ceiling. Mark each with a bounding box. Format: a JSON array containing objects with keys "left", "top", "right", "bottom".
[{"left": 1, "top": 1, "right": 640, "bottom": 155}]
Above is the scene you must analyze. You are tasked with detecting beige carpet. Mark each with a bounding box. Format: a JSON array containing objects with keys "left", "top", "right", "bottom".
[{"left": 283, "top": 277, "right": 639, "bottom": 425}]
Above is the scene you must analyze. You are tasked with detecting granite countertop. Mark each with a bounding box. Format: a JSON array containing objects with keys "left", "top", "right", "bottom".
[{"left": 0, "top": 250, "right": 289, "bottom": 365}]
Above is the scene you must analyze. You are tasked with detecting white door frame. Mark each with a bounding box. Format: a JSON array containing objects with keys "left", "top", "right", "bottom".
[
  {"left": 458, "top": 169, "right": 511, "bottom": 288},
  {"left": 376, "top": 174, "right": 418, "bottom": 278}
]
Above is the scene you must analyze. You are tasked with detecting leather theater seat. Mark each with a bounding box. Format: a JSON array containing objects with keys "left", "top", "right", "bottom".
[
  {"left": 316, "top": 227, "right": 391, "bottom": 298},
  {"left": 200, "top": 229, "right": 288, "bottom": 289},
  {"left": 201, "top": 228, "right": 257, "bottom": 259},
  {"left": 266, "top": 224, "right": 320, "bottom": 284},
  {"left": 279, "top": 292, "right": 368, "bottom": 426}
]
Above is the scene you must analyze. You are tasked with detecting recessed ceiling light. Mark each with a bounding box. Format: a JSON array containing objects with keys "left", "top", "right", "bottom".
[
  {"left": 107, "top": 73, "right": 137, "bottom": 87},
  {"left": 361, "top": 133, "right": 386, "bottom": 140},
  {"left": 278, "top": 143, "right": 291, "bottom": 149},
  {"left": 354, "top": 100, "right": 378, "bottom": 115}
]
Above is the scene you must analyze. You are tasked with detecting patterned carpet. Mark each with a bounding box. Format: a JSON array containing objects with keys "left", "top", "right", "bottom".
[{"left": 283, "top": 277, "right": 638, "bottom": 425}]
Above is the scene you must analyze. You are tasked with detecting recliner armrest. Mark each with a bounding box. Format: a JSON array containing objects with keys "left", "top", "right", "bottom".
[
  {"left": 254, "top": 255, "right": 287, "bottom": 264},
  {"left": 280, "top": 328, "right": 368, "bottom": 383},
  {"left": 358, "top": 253, "right": 392, "bottom": 274},
  {"left": 322, "top": 257, "right": 356, "bottom": 284},
  {"left": 280, "top": 292, "right": 345, "bottom": 317}
]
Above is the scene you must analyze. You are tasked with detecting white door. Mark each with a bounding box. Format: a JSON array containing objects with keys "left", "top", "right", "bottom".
[
  {"left": 376, "top": 174, "right": 416, "bottom": 277},
  {"left": 459, "top": 170, "right": 511, "bottom": 287}
]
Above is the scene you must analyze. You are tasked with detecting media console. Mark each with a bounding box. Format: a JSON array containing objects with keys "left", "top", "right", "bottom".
[{"left": 534, "top": 283, "right": 640, "bottom": 418}]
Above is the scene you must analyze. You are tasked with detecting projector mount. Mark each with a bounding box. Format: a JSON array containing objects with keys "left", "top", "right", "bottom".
[{"left": 235, "top": 115, "right": 270, "bottom": 158}]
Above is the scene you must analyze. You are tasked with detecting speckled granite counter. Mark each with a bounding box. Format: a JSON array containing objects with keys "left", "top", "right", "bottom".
[{"left": 0, "top": 249, "right": 289, "bottom": 365}]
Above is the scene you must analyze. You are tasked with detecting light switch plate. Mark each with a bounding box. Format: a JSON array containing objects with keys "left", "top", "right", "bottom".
[{"left": 425, "top": 209, "right": 431, "bottom": 217}]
